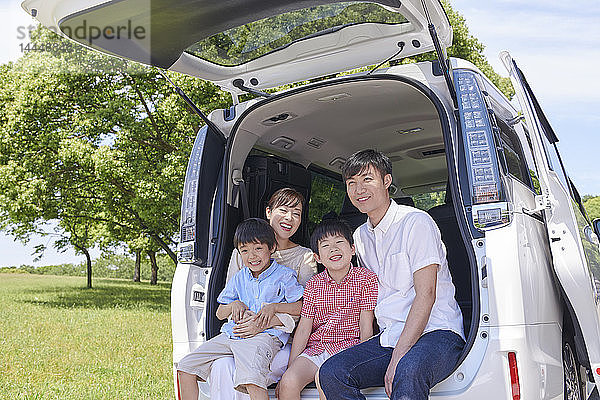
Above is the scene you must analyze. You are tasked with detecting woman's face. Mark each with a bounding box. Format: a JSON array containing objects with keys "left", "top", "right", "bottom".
[{"left": 266, "top": 202, "right": 303, "bottom": 241}]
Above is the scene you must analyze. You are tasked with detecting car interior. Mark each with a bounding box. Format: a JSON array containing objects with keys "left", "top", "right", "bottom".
[{"left": 206, "top": 75, "right": 476, "bottom": 371}]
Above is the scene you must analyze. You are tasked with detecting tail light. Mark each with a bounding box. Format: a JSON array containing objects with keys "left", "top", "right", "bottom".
[
  {"left": 175, "top": 370, "right": 182, "bottom": 400},
  {"left": 508, "top": 352, "right": 521, "bottom": 400}
]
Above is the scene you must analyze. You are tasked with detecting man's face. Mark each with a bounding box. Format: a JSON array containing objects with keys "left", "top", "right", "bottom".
[{"left": 345, "top": 165, "right": 392, "bottom": 217}]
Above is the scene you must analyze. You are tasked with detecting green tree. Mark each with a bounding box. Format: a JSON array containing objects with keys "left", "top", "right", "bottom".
[
  {"left": 584, "top": 196, "right": 600, "bottom": 221},
  {"left": 0, "top": 2, "right": 514, "bottom": 280},
  {"left": 394, "top": 1, "right": 513, "bottom": 98},
  {"left": 0, "top": 28, "right": 230, "bottom": 283}
]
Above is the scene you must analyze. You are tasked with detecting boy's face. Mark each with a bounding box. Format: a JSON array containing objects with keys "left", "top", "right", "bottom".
[
  {"left": 314, "top": 234, "right": 355, "bottom": 274},
  {"left": 238, "top": 241, "right": 273, "bottom": 277},
  {"left": 345, "top": 164, "right": 392, "bottom": 217}
]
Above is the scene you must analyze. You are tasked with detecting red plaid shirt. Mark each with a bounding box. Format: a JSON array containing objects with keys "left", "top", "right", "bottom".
[{"left": 301, "top": 266, "right": 378, "bottom": 356}]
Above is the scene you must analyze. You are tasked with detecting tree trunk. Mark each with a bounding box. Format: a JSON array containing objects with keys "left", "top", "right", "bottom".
[
  {"left": 83, "top": 248, "right": 92, "bottom": 289},
  {"left": 148, "top": 250, "right": 158, "bottom": 285},
  {"left": 133, "top": 250, "right": 141, "bottom": 282},
  {"left": 149, "top": 232, "right": 177, "bottom": 266}
]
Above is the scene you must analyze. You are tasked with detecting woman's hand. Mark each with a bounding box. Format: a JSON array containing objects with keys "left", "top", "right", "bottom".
[
  {"left": 255, "top": 303, "right": 279, "bottom": 330},
  {"left": 232, "top": 314, "right": 263, "bottom": 338}
]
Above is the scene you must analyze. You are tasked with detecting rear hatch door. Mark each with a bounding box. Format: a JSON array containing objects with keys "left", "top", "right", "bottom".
[{"left": 22, "top": 0, "right": 451, "bottom": 91}]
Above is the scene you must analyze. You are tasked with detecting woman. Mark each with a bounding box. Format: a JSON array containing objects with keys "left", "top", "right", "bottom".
[{"left": 209, "top": 188, "right": 317, "bottom": 400}]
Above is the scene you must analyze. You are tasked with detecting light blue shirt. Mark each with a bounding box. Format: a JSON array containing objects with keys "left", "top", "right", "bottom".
[{"left": 217, "top": 260, "right": 304, "bottom": 344}]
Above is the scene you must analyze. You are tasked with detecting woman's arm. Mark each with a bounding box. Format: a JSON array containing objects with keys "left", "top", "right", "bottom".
[
  {"left": 232, "top": 311, "right": 286, "bottom": 338},
  {"left": 358, "top": 309, "right": 375, "bottom": 342},
  {"left": 254, "top": 300, "right": 302, "bottom": 329},
  {"left": 297, "top": 251, "right": 318, "bottom": 287},
  {"left": 288, "top": 316, "right": 313, "bottom": 365}
]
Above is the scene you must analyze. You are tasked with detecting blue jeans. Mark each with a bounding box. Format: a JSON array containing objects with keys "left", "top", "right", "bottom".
[{"left": 319, "top": 330, "right": 465, "bottom": 400}]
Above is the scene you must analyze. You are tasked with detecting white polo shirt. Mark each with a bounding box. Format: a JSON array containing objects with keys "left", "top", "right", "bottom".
[{"left": 353, "top": 200, "right": 464, "bottom": 348}]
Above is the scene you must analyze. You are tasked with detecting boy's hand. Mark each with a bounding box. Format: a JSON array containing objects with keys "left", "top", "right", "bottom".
[
  {"left": 229, "top": 300, "right": 249, "bottom": 323},
  {"left": 255, "top": 303, "right": 278, "bottom": 330}
]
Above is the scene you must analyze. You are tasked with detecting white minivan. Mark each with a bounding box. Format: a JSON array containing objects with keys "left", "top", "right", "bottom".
[{"left": 23, "top": 1, "right": 600, "bottom": 399}]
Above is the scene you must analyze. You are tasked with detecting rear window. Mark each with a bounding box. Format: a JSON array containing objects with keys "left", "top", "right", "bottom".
[
  {"left": 412, "top": 189, "right": 447, "bottom": 211},
  {"left": 307, "top": 171, "right": 346, "bottom": 233},
  {"left": 185, "top": 2, "right": 409, "bottom": 66}
]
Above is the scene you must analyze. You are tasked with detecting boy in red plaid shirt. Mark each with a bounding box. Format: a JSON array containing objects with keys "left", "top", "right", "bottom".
[{"left": 277, "top": 219, "right": 378, "bottom": 400}]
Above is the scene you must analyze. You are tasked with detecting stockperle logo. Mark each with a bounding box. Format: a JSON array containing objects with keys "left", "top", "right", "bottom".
[
  {"left": 62, "top": 19, "right": 147, "bottom": 45},
  {"left": 18, "top": 20, "right": 147, "bottom": 46}
]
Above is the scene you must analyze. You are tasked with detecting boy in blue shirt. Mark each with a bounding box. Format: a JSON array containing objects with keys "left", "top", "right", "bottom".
[{"left": 177, "top": 218, "right": 304, "bottom": 400}]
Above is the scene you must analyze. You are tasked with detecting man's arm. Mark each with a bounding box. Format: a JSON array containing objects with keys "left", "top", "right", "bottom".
[
  {"left": 384, "top": 264, "right": 437, "bottom": 397},
  {"left": 359, "top": 309, "right": 375, "bottom": 342}
]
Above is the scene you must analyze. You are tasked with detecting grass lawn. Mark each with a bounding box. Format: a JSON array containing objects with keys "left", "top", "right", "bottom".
[{"left": 0, "top": 273, "right": 174, "bottom": 399}]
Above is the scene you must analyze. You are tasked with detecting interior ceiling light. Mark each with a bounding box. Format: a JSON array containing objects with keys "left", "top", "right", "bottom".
[
  {"left": 261, "top": 112, "right": 297, "bottom": 126},
  {"left": 317, "top": 93, "right": 351, "bottom": 102},
  {"left": 396, "top": 127, "right": 423, "bottom": 135}
]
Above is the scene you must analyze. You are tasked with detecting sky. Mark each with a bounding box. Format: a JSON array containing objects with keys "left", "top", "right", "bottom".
[{"left": 0, "top": 0, "right": 599, "bottom": 267}]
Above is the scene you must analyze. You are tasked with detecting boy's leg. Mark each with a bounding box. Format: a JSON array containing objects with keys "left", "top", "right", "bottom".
[
  {"left": 278, "top": 356, "right": 319, "bottom": 400},
  {"left": 177, "top": 333, "right": 234, "bottom": 398},
  {"left": 178, "top": 371, "right": 200, "bottom": 400},
  {"left": 389, "top": 330, "right": 464, "bottom": 400},
  {"left": 318, "top": 335, "right": 392, "bottom": 400},
  {"left": 245, "top": 384, "right": 268, "bottom": 400},
  {"left": 230, "top": 333, "right": 282, "bottom": 393}
]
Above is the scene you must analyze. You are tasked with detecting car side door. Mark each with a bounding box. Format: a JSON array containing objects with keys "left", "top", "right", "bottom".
[{"left": 501, "top": 51, "right": 600, "bottom": 392}]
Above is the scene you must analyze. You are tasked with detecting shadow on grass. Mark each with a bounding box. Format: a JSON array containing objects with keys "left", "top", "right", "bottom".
[{"left": 21, "top": 279, "right": 171, "bottom": 312}]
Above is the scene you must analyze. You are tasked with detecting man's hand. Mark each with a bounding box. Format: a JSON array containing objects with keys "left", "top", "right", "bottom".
[
  {"left": 229, "top": 300, "right": 249, "bottom": 323},
  {"left": 384, "top": 353, "right": 400, "bottom": 398},
  {"left": 255, "top": 303, "right": 278, "bottom": 330}
]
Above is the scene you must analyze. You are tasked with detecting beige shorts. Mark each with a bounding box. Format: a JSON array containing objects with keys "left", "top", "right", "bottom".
[
  {"left": 177, "top": 332, "right": 283, "bottom": 393},
  {"left": 298, "top": 350, "right": 332, "bottom": 368}
]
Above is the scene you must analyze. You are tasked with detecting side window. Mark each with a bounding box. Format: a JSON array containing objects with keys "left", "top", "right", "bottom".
[
  {"left": 412, "top": 189, "right": 446, "bottom": 211},
  {"left": 307, "top": 171, "right": 346, "bottom": 233},
  {"left": 538, "top": 126, "right": 571, "bottom": 195},
  {"left": 569, "top": 178, "right": 589, "bottom": 221},
  {"left": 494, "top": 114, "right": 534, "bottom": 190},
  {"left": 512, "top": 121, "right": 542, "bottom": 195}
]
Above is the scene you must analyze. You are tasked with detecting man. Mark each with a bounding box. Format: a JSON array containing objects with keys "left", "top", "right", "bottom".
[{"left": 317, "top": 149, "right": 465, "bottom": 400}]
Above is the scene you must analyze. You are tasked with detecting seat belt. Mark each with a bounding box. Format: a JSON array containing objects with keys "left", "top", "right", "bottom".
[{"left": 232, "top": 169, "right": 250, "bottom": 219}]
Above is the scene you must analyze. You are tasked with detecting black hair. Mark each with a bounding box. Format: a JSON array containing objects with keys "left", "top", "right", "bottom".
[
  {"left": 233, "top": 218, "right": 277, "bottom": 251},
  {"left": 310, "top": 218, "right": 354, "bottom": 254},
  {"left": 341, "top": 149, "right": 392, "bottom": 181},
  {"left": 267, "top": 187, "right": 305, "bottom": 211}
]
